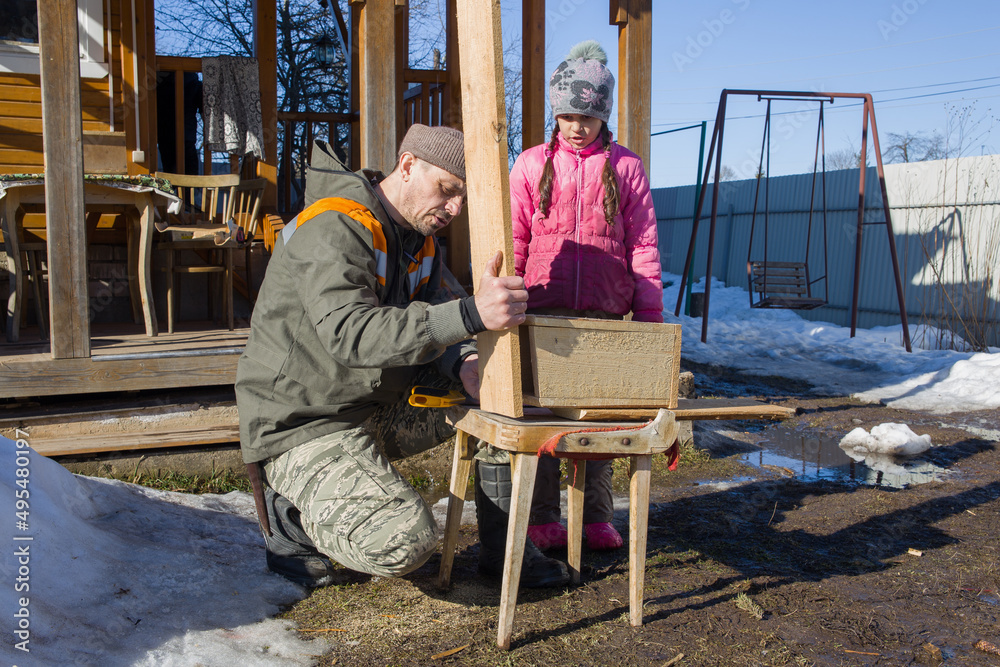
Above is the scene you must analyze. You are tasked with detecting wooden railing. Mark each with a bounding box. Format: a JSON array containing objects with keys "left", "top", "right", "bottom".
[
  {"left": 403, "top": 68, "right": 449, "bottom": 128},
  {"left": 276, "top": 110, "right": 354, "bottom": 213}
]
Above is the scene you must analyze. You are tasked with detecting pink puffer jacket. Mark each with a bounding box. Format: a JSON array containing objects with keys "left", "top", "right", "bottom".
[{"left": 509, "top": 133, "right": 663, "bottom": 322}]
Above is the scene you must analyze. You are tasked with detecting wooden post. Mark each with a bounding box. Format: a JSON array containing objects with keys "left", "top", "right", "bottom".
[
  {"left": 521, "top": 0, "right": 547, "bottom": 151},
  {"left": 358, "top": 0, "right": 397, "bottom": 173},
  {"left": 119, "top": 0, "right": 140, "bottom": 175},
  {"left": 443, "top": 0, "right": 471, "bottom": 289},
  {"left": 613, "top": 0, "right": 652, "bottom": 168},
  {"left": 347, "top": 3, "right": 360, "bottom": 170},
  {"left": 456, "top": 0, "right": 522, "bottom": 418},
  {"left": 254, "top": 0, "right": 279, "bottom": 207},
  {"left": 38, "top": 0, "right": 90, "bottom": 358},
  {"left": 394, "top": 1, "right": 408, "bottom": 147}
]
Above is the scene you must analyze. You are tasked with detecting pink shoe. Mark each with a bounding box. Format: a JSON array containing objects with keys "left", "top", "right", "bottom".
[
  {"left": 585, "top": 522, "right": 623, "bottom": 551},
  {"left": 526, "top": 522, "right": 568, "bottom": 550}
]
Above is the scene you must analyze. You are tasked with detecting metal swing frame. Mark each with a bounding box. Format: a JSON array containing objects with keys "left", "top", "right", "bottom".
[{"left": 673, "top": 89, "right": 912, "bottom": 352}]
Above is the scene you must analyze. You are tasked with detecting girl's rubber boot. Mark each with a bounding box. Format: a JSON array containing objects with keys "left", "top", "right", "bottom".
[{"left": 475, "top": 461, "right": 570, "bottom": 588}]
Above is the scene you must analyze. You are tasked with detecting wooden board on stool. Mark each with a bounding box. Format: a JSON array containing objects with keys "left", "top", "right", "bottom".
[{"left": 551, "top": 397, "right": 798, "bottom": 422}]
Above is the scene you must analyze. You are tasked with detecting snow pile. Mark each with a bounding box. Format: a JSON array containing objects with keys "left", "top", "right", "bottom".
[
  {"left": 839, "top": 423, "right": 933, "bottom": 457},
  {"left": 0, "top": 435, "right": 324, "bottom": 667},
  {"left": 663, "top": 273, "right": 1000, "bottom": 414}
]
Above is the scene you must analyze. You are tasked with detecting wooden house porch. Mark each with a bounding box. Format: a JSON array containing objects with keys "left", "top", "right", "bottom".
[{"left": 1, "top": 0, "right": 654, "bottom": 418}]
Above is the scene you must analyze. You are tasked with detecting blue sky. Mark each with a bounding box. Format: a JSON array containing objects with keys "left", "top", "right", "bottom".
[{"left": 504, "top": 0, "right": 999, "bottom": 187}]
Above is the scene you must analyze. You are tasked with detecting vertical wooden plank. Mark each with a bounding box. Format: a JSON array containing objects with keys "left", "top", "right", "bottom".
[
  {"left": 521, "top": 0, "right": 546, "bottom": 150},
  {"left": 567, "top": 459, "right": 585, "bottom": 584},
  {"left": 420, "top": 85, "right": 430, "bottom": 125},
  {"left": 615, "top": 0, "right": 651, "bottom": 168},
  {"left": 142, "top": 0, "right": 157, "bottom": 172},
  {"left": 349, "top": 2, "right": 361, "bottom": 171},
  {"left": 394, "top": 1, "right": 407, "bottom": 144},
  {"left": 628, "top": 453, "right": 652, "bottom": 627},
  {"left": 173, "top": 70, "right": 185, "bottom": 171},
  {"left": 437, "top": 429, "right": 474, "bottom": 590},
  {"left": 359, "top": 0, "right": 397, "bottom": 173},
  {"left": 456, "top": 0, "right": 522, "bottom": 418},
  {"left": 3, "top": 191, "right": 25, "bottom": 343},
  {"left": 445, "top": 0, "right": 462, "bottom": 129},
  {"left": 282, "top": 120, "right": 291, "bottom": 207},
  {"left": 38, "top": 0, "right": 90, "bottom": 358},
  {"left": 119, "top": 0, "right": 140, "bottom": 175},
  {"left": 498, "top": 452, "right": 537, "bottom": 649},
  {"left": 254, "top": 0, "right": 279, "bottom": 206},
  {"left": 443, "top": 0, "right": 470, "bottom": 289}
]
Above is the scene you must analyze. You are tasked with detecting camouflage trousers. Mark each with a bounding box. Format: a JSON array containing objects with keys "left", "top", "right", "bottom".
[{"left": 263, "top": 370, "right": 463, "bottom": 578}]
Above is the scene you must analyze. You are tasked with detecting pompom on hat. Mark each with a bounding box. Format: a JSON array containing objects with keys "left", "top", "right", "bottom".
[
  {"left": 397, "top": 123, "right": 465, "bottom": 181},
  {"left": 549, "top": 40, "right": 615, "bottom": 124}
]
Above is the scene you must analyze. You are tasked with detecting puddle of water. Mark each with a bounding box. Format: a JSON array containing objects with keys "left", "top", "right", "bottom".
[{"left": 745, "top": 430, "right": 947, "bottom": 489}]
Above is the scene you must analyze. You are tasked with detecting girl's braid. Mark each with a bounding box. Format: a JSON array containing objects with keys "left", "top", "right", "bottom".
[
  {"left": 600, "top": 124, "right": 621, "bottom": 226},
  {"left": 537, "top": 127, "right": 561, "bottom": 218}
]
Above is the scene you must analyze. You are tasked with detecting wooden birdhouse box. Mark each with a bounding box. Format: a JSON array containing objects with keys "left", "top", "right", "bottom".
[{"left": 520, "top": 315, "right": 682, "bottom": 410}]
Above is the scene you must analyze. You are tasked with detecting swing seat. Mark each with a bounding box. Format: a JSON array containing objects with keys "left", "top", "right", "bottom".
[{"left": 749, "top": 261, "right": 826, "bottom": 310}]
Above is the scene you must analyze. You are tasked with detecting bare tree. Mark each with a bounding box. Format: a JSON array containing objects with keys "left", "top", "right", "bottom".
[
  {"left": 943, "top": 102, "right": 998, "bottom": 158},
  {"left": 826, "top": 147, "right": 863, "bottom": 171},
  {"left": 156, "top": 0, "right": 348, "bottom": 114},
  {"left": 718, "top": 165, "right": 737, "bottom": 181},
  {"left": 883, "top": 130, "right": 948, "bottom": 164}
]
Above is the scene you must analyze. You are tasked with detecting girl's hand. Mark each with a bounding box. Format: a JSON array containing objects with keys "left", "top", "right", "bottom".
[{"left": 459, "top": 354, "right": 480, "bottom": 400}]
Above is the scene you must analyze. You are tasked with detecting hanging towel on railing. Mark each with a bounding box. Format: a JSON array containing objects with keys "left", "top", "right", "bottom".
[{"left": 203, "top": 56, "right": 265, "bottom": 159}]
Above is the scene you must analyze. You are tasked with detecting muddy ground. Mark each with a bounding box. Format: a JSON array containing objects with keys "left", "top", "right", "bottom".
[{"left": 283, "top": 362, "right": 1000, "bottom": 667}]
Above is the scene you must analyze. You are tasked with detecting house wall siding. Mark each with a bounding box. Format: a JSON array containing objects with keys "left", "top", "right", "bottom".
[{"left": 0, "top": 0, "right": 130, "bottom": 175}]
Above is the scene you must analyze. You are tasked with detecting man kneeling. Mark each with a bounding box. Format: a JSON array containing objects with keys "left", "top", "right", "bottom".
[{"left": 236, "top": 124, "right": 568, "bottom": 588}]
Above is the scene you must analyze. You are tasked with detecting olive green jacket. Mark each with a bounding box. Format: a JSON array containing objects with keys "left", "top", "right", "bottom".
[{"left": 236, "top": 141, "right": 475, "bottom": 464}]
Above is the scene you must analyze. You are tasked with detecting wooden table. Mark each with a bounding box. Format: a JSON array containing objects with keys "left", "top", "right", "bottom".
[
  {"left": 437, "top": 406, "right": 679, "bottom": 649},
  {"left": 1, "top": 180, "right": 178, "bottom": 341}
]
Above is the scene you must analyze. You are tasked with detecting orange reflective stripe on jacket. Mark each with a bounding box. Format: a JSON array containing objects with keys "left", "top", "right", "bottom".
[{"left": 285, "top": 197, "right": 435, "bottom": 297}]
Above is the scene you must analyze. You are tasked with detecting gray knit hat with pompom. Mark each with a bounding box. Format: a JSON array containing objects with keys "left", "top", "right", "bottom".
[{"left": 549, "top": 40, "right": 616, "bottom": 123}]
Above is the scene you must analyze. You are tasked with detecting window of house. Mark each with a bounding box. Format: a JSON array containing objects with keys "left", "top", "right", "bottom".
[{"left": 0, "top": 0, "right": 109, "bottom": 79}]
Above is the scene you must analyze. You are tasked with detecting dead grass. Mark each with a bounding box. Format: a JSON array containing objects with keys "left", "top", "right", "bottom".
[{"left": 94, "top": 462, "right": 251, "bottom": 494}]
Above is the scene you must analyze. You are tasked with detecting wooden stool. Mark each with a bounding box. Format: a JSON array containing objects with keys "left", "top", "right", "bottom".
[{"left": 437, "top": 407, "right": 678, "bottom": 649}]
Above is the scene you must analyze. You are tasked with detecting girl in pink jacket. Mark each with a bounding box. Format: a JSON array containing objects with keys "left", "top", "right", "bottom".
[{"left": 510, "top": 40, "right": 664, "bottom": 552}]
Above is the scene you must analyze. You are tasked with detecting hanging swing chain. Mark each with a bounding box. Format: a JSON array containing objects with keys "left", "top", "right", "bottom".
[{"left": 746, "top": 99, "right": 772, "bottom": 306}]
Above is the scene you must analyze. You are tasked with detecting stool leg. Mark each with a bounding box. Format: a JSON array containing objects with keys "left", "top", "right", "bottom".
[
  {"left": 438, "top": 430, "right": 474, "bottom": 589},
  {"left": 567, "top": 459, "right": 586, "bottom": 584},
  {"left": 628, "top": 454, "right": 652, "bottom": 627},
  {"left": 497, "top": 452, "right": 538, "bottom": 650}
]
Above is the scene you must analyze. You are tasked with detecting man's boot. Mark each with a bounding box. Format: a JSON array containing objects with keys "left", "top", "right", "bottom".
[
  {"left": 475, "top": 461, "right": 570, "bottom": 588},
  {"left": 263, "top": 487, "right": 337, "bottom": 588}
]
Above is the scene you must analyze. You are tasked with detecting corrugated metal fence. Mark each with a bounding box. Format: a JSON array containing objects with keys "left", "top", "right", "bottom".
[{"left": 653, "top": 154, "right": 1000, "bottom": 349}]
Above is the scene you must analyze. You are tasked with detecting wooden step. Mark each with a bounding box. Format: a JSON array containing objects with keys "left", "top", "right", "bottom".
[{"left": 0, "top": 399, "right": 240, "bottom": 457}]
